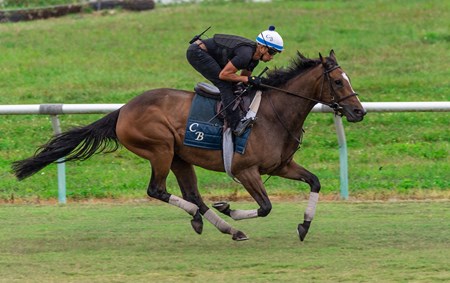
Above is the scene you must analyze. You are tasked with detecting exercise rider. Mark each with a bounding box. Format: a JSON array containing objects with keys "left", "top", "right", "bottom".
[{"left": 186, "top": 26, "right": 284, "bottom": 136}]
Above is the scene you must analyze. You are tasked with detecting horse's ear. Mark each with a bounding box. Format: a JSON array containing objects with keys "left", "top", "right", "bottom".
[
  {"left": 319, "top": 52, "right": 326, "bottom": 65},
  {"left": 329, "top": 49, "right": 336, "bottom": 60}
]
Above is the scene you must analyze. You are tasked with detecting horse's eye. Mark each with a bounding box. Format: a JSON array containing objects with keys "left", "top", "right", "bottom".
[{"left": 335, "top": 80, "right": 343, "bottom": 86}]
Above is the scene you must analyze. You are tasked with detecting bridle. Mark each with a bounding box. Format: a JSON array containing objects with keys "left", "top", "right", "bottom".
[
  {"left": 321, "top": 65, "right": 359, "bottom": 115},
  {"left": 263, "top": 64, "right": 359, "bottom": 146},
  {"left": 262, "top": 64, "right": 359, "bottom": 116}
]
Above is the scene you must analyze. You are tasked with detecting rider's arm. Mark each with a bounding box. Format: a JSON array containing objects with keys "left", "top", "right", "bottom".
[{"left": 219, "top": 61, "right": 250, "bottom": 83}]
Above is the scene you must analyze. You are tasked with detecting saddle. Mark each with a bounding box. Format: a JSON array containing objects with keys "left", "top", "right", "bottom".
[
  {"left": 194, "top": 82, "right": 256, "bottom": 122},
  {"left": 185, "top": 82, "right": 262, "bottom": 180}
]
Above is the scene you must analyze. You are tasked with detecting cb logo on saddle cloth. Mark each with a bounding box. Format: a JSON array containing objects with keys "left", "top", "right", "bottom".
[{"left": 188, "top": 123, "right": 206, "bottom": 141}]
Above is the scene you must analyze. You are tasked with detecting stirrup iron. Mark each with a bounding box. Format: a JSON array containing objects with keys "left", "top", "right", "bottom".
[{"left": 233, "top": 117, "right": 257, "bottom": 136}]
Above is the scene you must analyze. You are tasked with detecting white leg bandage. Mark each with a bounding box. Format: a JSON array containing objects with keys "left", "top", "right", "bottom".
[
  {"left": 204, "top": 209, "right": 237, "bottom": 235},
  {"left": 230, "top": 209, "right": 258, "bottom": 220},
  {"left": 304, "top": 192, "right": 319, "bottom": 221},
  {"left": 168, "top": 195, "right": 199, "bottom": 216}
]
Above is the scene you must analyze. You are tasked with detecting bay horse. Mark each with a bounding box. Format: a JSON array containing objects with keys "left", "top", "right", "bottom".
[{"left": 12, "top": 50, "right": 366, "bottom": 241}]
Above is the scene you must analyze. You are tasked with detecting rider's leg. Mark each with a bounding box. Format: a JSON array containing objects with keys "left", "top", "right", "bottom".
[
  {"left": 214, "top": 81, "right": 240, "bottom": 130},
  {"left": 186, "top": 45, "right": 240, "bottom": 130}
]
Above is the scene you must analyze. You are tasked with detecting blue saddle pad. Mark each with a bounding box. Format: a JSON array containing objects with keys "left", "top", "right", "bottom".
[{"left": 183, "top": 94, "right": 251, "bottom": 154}]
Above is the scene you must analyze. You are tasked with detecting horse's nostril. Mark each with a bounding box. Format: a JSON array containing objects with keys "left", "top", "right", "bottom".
[{"left": 354, "top": 108, "right": 366, "bottom": 116}]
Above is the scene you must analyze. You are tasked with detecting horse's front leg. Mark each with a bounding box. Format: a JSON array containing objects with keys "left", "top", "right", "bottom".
[
  {"left": 214, "top": 167, "right": 272, "bottom": 221},
  {"left": 274, "top": 160, "right": 321, "bottom": 241}
]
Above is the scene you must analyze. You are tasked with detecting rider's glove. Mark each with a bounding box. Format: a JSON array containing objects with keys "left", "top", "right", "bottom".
[{"left": 247, "top": 76, "right": 262, "bottom": 87}]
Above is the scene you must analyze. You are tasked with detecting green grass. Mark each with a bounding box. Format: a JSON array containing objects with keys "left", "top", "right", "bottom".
[
  {"left": 0, "top": 201, "right": 449, "bottom": 282},
  {"left": 1, "top": 0, "right": 79, "bottom": 9},
  {"left": 0, "top": 0, "right": 449, "bottom": 201}
]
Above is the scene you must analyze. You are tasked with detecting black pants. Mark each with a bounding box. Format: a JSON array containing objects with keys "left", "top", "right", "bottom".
[{"left": 186, "top": 44, "right": 240, "bottom": 129}]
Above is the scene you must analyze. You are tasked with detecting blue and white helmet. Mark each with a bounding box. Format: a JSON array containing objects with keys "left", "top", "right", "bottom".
[{"left": 256, "top": 25, "right": 284, "bottom": 52}]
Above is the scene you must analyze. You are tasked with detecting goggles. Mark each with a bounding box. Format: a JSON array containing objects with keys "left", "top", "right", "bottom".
[{"left": 267, "top": 48, "right": 279, "bottom": 56}]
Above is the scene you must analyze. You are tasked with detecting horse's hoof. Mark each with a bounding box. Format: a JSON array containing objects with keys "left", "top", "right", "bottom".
[
  {"left": 190, "top": 211, "right": 203, "bottom": 235},
  {"left": 232, "top": 231, "right": 249, "bottom": 241},
  {"left": 297, "top": 223, "right": 309, "bottom": 242},
  {"left": 213, "top": 201, "right": 231, "bottom": 216}
]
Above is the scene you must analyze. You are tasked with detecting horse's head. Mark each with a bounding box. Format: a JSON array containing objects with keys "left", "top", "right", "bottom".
[{"left": 319, "top": 50, "right": 366, "bottom": 122}]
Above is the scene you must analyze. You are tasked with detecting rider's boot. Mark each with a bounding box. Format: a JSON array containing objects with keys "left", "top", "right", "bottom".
[{"left": 233, "top": 117, "right": 257, "bottom": 136}]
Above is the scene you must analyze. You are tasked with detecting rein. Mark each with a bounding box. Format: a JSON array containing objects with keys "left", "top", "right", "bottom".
[
  {"left": 262, "top": 65, "right": 347, "bottom": 145},
  {"left": 261, "top": 65, "right": 358, "bottom": 114}
]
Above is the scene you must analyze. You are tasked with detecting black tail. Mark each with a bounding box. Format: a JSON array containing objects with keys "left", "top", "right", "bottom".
[{"left": 12, "top": 109, "right": 121, "bottom": 180}]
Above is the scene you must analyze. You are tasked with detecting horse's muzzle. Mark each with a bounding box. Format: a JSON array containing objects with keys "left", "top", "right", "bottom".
[{"left": 342, "top": 105, "right": 366, "bottom": 122}]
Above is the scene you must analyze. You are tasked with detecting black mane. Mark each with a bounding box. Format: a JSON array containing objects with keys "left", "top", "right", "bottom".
[{"left": 262, "top": 52, "right": 322, "bottom": 87}]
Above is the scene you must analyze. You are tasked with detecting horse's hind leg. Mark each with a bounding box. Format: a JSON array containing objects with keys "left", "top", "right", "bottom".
[
  {"left": 147, "top": 159, "right": 200, "bottom": 217},
  {"left": 170, "top": 156, "right": 204, "bottom": 234},
  {"left": 128, "top": 146, "right": 201, "bottom": 227},
  {"left": 171, "top": 156, "right": 248, "bottom": 241}
]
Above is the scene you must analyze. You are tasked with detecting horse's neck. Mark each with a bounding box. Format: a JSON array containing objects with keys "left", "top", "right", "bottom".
[
  {"left": 294, "top": 65, "right": 323, "bottom": 96},
  {"left": 264, "top": 68, "right": 322, "bottom": 133}
]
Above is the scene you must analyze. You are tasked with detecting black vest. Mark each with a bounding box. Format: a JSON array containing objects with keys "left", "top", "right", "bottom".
[{"left": 213, "top": 34, "right": 256, "bottom": 66}]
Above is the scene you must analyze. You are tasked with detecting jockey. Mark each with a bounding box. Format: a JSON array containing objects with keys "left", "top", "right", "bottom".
[{"left": 186, "top": 26, "right": 284, "bottom": 136}]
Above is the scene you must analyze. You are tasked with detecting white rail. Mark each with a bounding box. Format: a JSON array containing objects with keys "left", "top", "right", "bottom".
[
  {"left": 2, "top": 101, "right": 449, "bottom": 202},
  {"left": 1, "top": 102, "right": 450, "bottom": 114},
  {"left": 313, "top": 102, "right": 450, "bottom": 113}
]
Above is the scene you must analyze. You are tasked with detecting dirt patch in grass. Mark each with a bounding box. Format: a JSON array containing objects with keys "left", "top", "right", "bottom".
[{"left": 2, "top": 189, "right": 448, "bottom": 205}]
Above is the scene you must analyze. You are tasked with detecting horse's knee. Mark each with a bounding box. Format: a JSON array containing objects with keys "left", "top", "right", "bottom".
[
  {"left": 257, "top": 203, "right": 272, "bottom": 217},
  {"left": 309, "top": 174, "right": 321, "bottom": 193}
]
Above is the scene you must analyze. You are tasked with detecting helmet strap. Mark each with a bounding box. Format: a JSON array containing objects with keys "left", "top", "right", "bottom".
[
  {"left": 259, "top": 32, "right": 269, "bottom": 48},
  {"left": 255, "top": 44, "right": 266, "bottom": 60}
]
